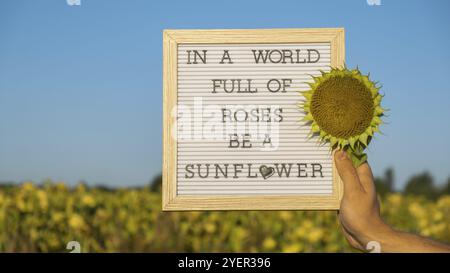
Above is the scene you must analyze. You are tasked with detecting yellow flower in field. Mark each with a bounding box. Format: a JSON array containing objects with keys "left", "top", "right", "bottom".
[
  {"left": 126, "top": 220, "right": 138, "bottom": 234},
  {"left": 30, "top": 229, "right": 39, "bottom": 240},
  {"left": 433, "top": 211, "right": 444, "bottom": 222},
  {"left": 94, "top": 208, "right": 108, "bottom": 220},
  {"left": 180, "top": 222, "right": 190, "bottom": 233},
  {"left": 294, "top": 226, "right": 307, "bottom": 238},
  {"left": 55, "top": 182, "right": 68, "bottom": 192},
  {"left": 69, "top": 214, "right": 86, "bottom": 230},
  {"left": 325, "top": 244, "right": 340, "bottom": 252},
  {"left": 51, "top": 212, "right": 65, "bottom": 223},
  {"left": 76, "top": 183, "right": 87, "bottom": 193},
  {"left": 302, "top": 220, "right": 314, "bottom": 230},
  {"left": 418, "top": 218, "right": 428, "bottom": 229},
  {"left": 233, "top": 226, "right": 248, "bottom": 240},
  {"left": 16, "top": 195, "right": 29, "bottom": 212},
  {"left": 437, "top": 196, "right": 450, "bottom": 209},
  {"left": 208, "top": 212, "right": 219, "bottom": 222},
  {"left": 81, "top": 194, "right": 96, "bottom": 207},
  {"left": 307, "top": 228, "right": 324, "bottom": 244},
  {"left": 188, "top": 211, "right": 202, "bottom": 220},
  {"left": 204, "top": 222, "right": 216, "bottom": 233},
  {"left": 21, "top": 181, "right": 35, "bottom": 192},
  {"left": 429, "top": 223, "right": 446, "bottom": 235},
  {"left": 119, "top": 209, "right": 131, "bottom": 222},
  {"left": 421, "top": 228, "right": 431, "bottom": 237},
  {"left": 387, "top": 193, "right": 402, "bottom": 206},
  {"left": 408, "top": 202, "right": 426, "bottom": 219},
  {"left": 262, "top": 237, "right": 277, "bottom": 250},
  {"left": 282, "top": 243, "right": 302, "bottom": 253},
  {"left": 36, "top": 190, "right": 48, "bottom": 210},
  {"left": 279, "top": 211, "right": 293, "bottom": 221},
  {"left": 47, "top": 234, "right": 60, "bottom": 249},
  {"left": 229, "top": 224, "right": 248, "bottom": 252}
]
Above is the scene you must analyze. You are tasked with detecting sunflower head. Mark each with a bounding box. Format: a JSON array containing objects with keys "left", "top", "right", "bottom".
[{"left": 301, "top": 67, "right": 385, "bottom": 167}]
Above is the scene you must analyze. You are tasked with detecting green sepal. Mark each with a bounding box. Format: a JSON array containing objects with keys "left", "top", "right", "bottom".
[
  {"left": 345, "top": 146, "right": 368, "bottom": 167},
  {"left": 302, "top": 112, "right": 314, "bottom": 122},
  {"left": 349, "top": 136, "right": 357, "bottom": 149},
  {"left": 311, "top": 123, "right": 320, "bottom": 133}
]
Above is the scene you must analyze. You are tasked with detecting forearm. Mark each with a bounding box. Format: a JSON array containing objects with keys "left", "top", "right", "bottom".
[{"left": 368, "top": 223, "right": 450, "bottom": 253}]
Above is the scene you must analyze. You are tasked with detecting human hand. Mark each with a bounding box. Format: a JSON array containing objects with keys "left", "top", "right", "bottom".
[
  {"left": 334, "top": 150, "right": 392, "bottom": 251},
  {"left": 334, "top": 150, "right": 450, "bottom": 253}
]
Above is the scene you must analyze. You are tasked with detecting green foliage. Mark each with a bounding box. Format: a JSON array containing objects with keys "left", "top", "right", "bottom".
[
  {"left": 374, "top": 168, "right": 395, "bottom": 197},
  {"left": 442, "top": 178, "right": 450, "bottom": 195},
  {"left": 404, "top": 172, "right": 438, "bottom": 199},
  {"left": 150, "top": 174, "right": 162, "bottom": 193},
  {"left": 374, "top": 177, "right": 392, "bottom": 197}
]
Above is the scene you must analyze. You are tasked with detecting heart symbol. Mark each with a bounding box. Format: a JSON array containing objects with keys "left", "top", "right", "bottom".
[{"left": 259, "top": 165, "right": 275, "bottom": 180}]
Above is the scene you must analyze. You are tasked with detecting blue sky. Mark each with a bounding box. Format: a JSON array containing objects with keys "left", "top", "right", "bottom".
[{"left": 0, "top": 0, "right": 449, "bottom": 188}]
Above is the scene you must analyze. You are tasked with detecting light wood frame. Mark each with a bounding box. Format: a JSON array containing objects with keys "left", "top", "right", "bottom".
[{"left": 163, "top": 28, "right": 345, "bottom": 211}]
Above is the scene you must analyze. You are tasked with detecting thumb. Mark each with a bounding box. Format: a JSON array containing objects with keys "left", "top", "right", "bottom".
[{"left": 334, "top": 150, "right": 364, "bottom": 195}]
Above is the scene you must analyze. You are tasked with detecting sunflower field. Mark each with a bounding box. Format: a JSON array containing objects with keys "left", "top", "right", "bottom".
[{"left": 0, "top": 182, "right": 449, "bottom": 252}]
